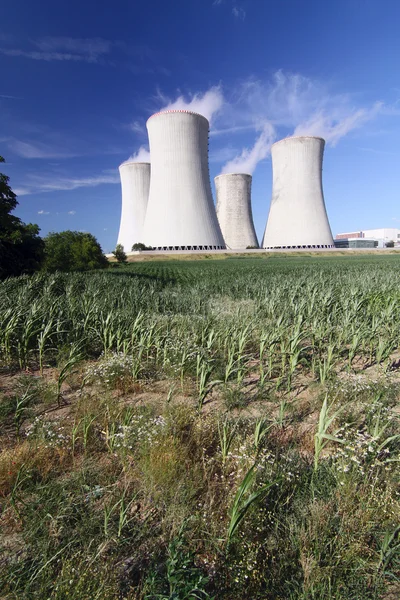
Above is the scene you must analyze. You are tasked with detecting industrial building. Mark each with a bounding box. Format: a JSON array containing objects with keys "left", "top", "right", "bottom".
[
  {"left": 262, "top": 136, "right": 334, "bottom": 249},
  {"left": 117, "top": 161, "right": 150, "bottom": 252},
  {"left": 334, "top": 238, "right": 377, "bottom": 249},
  {"left": 215, "top": 173, "right": 259, "bottom": 249},
  {"left": 336, "top": 228, "right": 400, "bottom": 248},
  {"left": 141, "top": 110, "right": 225, "bottom": 250}
]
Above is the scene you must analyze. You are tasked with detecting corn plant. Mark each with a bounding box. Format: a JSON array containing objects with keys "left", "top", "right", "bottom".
[
  {"left": 56, "top": 341, "right": 85, "bottom": 404},
  {"left": 13, "top": 387, "right": 36, "bottom": 439},
  {"left": 377, "top": 525, "right": 400, "bottom": 577},
  {"left": 314, "top": 395, "right": 346, "bottom": 471},
  {"left": 196, "top": 354, "right": 221, "bottom": 411},
  {"left": 103, "top": 490, "right": 138, "bottom": 539},
  {"left": 317, "top": 342, "right": 336, "bottom": 385},
  {"left": 254, "top": 417, "right": 273, "bottom": 454},
  {"left": 227, "top": 465, "right": 277, "bottom": 546},
  {"left": 218, "top": 419, "right": 237, "bottom": 465}
]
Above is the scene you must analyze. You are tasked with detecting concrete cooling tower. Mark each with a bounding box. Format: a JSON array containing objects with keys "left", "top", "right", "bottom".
[
  {"left": 117, "top": 161, "right": 150, "bottom": 252},
  {"left": 215, "top": 173, "right": 259, "bottom": 249},
  {"left": 142, "top": 110, "right": 225, "bottom": 250},
  {"left": 262, "top": 136, "right": 334, "bottom": 249}
]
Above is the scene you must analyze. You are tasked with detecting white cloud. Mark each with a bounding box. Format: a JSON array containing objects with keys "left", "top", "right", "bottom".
[
  {"left": 221, "top": 122, "right": 275, "bottom": 174},
  {"left": 210, "top": 124, "right": 254, "bottom": 136},
  {"left": 17, "top": 172, "right": 120, "bottom": 196},
  {"left": 68, "top": 210, "right": 76, "bottom": 215},
  {"left": 129, "top": 120, "right": 146, "bottom": 134},
  {"left": 0, "top": 48, "right": 92, "bottom": 62},
  {"left": 294, "top": 103, "right": 383, "bottom": 146},
  {"left": 230, "top": 71, "right": 383, "bottom": 146},
  {"left": 213, "top": 0, "right": 246, "bottom": 18},
  {"left": 232, "top": 6, "right": 246, "bottom": 19},
  {"left": 136, "top": 72, "right": 384, "bottom": 181},
  {"left": 0, "top": 94, "right": 22, "bottom": 99},
  {"left": 159, "top": 86, "right": 224, "bottom": 123},
  {"left": 0, "top": 36, "right": 112, "bottom": 64},
  {"left": 8, "top": 139, "right": 76, "bottom": 159},
  {"left": 35, "top": 36, "right": 111, "bottom": 57},
  {"left": 152, "top": 71, "right": 382, "bottom": 149},
  {"left": 38, "top": 210, "right": 50, "bottom": 214},
  {"left": 0, "top": 37, "right": 170, "bottom": 76},
  {"left": 125, "top": 146, "right": 151, "bottom": 163}
]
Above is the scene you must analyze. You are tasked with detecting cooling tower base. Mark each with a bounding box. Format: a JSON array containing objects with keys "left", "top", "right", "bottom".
[
  {"left": 153, "top": 245, "right": 225, "bottom": 251},
  {"left": 264, "top": 244, "right": 334, "bottom": 249}
]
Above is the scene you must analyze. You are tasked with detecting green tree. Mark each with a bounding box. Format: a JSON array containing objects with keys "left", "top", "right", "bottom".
[
  {"left": 43, "top": 231, "right": 108, "bottom": 272},
  {"left": 0, "top": 156, "right": 44, "bottom": 278},
  {"left": 113, "top": 243, "right": 127, "bottom": 263},
  {"left": 131, "top": 242, "right": 153, "bottom": 251}
]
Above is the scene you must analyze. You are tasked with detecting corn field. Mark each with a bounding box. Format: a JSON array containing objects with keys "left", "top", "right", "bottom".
[
  {"left": 2, "top": 256, "right": 400, "bottom": 386},
  {"left": 1, "top": 255, "right": 400, "bottom": 599}
]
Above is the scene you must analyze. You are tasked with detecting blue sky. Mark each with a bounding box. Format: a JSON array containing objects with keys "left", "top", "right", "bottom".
[{"left": 1, "top": 0, "right": 400, "bottom": 251}]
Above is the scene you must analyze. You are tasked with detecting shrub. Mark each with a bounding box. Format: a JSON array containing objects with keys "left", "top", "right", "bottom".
[
  {"left": 131, "top": 242, "right": 153, "bottom": 251},
  {"left": 113, "top": 243, "right": 127, "bottom": 263},
  {"left": 43, "top": 231, "right": 108, "bottom": 272}
]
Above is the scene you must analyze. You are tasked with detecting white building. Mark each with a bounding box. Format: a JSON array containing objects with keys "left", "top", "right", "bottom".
[
  {"left": 336, "top": 228, "right": 400, "bottom": 248},
  {"left": 262, "top": 136, "right": 334, "bottom": 249},
  {"left": 142, "top": 110, "right": 225, "bottom": 250},
  {"left": 215, "top": 173, "right": 259, "bottom": 249},
  {"left": 117, "top": 161, "right": 150, "bottom": 252},
  {"left": 362, "top": 228, "right": 400, "bottom": 248}
]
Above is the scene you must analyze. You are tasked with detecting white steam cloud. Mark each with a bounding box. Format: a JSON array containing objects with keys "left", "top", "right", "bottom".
[
  {"left": 160, "top": 86, "right": 224, "bottom": 123},
  {"left": 126, "top": 146, "right": 150, "bottom": 163},
  {"left": 213, "top": 71, "right": 384, "bottom": 174},
  {"left": 293, "top": 102, "right": 383, "bottom": 146},
  {"left": 232, "top": 71, "right": 383, "bottom": 146},
  {"left": 221, "top": 123, "right": 275, "bottom": 175}
]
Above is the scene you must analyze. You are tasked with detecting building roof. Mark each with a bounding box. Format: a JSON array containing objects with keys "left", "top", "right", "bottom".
[
  {"left": 214, "top": 173, "right": 252, "bottom": 179},
  {"left": 147, "top": 109, "right": 209, "bottom": 124},
  {"left": 271, "top": 135, "right": 325, "bottom": 149},
  {"left": 119, "top": 161, "right": 150, "bottom": 167}
]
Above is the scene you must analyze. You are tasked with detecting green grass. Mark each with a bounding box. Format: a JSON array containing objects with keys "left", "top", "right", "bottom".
[{"left": 1, "top": 254, "right": 400, "bottom": 598}]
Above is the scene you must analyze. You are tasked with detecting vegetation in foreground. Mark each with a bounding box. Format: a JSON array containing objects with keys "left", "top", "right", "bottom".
[{"left": 1, "top": 256, "right": 400, "bottom": 599}]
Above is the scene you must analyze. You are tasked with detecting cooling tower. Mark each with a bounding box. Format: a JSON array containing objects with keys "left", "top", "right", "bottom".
[
  {"left": 117, "top": 161, "right": 150, "bottom": 252},
  {"left": 215, "top": 173, "right": 259, "bottom": 249},
  {"left": 262, "top": 136, "right": 334, "bottom": 248},
  {"left": 142, "top": 110, "right": 225, "bottom": 250}
]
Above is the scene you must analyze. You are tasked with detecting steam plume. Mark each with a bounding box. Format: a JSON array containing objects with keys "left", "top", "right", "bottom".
[
  {"left": 125, "top": 146, "right": 150, "bottom": 163},
  {"left": 160, "top": 86, "right": 224, "bottom": 123},
  {"left": 221, "top": 123, "right": 275, "bottom": 174},
  {"left": 294, "top": 102, "right": 383, "bottom": 146}
]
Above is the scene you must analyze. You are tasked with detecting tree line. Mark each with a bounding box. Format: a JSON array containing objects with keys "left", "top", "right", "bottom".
[{"left": 0, "top": 157, "right": 110, "bottom": 279}]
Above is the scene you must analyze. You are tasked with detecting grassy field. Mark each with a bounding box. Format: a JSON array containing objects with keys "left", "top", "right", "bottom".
[{"left": 1, "top": 255, "right": 400, "bottom": 599}]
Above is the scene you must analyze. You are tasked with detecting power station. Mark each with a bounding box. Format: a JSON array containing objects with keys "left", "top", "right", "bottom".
[
  {"left": 262, "top": 136, "right": 334, "bottom": 249},
  {"left": 116, "top": 120, "right": 339, "bottom": 253},
  {"left": 215, "top": 173, "right": 258, "bottom": 249},
  {"left": 141, "top": 110, "right": 225, "bottom": 250},
  {"left": 117, "top": 161, "right": 150, "bottom": 252}
]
